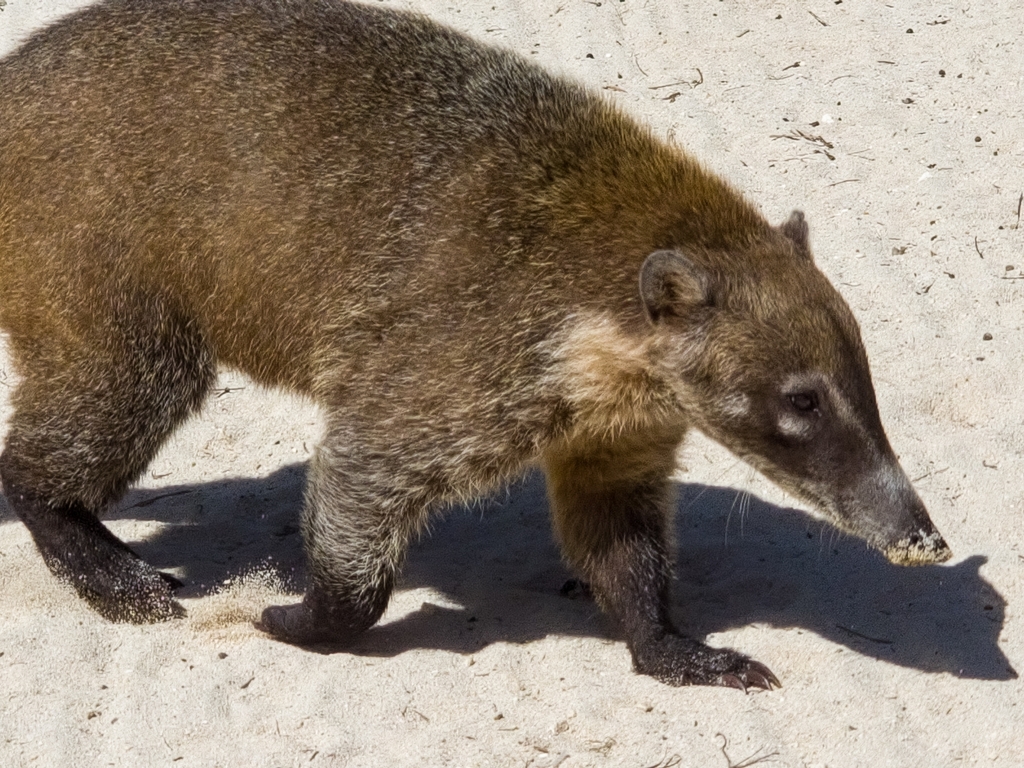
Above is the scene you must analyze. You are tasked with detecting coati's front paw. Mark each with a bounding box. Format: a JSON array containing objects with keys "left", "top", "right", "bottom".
[{"left": 631, "top": 632, "right": 780, "bottom": 691}]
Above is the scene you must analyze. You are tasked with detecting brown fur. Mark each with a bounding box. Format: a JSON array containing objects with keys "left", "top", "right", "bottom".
[{"left": 0, "top": 0, "right": 948, "bottom": 687}]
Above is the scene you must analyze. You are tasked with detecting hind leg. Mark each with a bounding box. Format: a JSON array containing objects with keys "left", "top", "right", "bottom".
[
  {"left": 0, "top": 294, "right": 214, "bottom": 622},
  {"left": 1, "top": 482, "right": 187, "bottom": 621},
  {"left": 544, "top": 434, "right": 780, "bottom": 690},
  {"left": 260, "top": 427, "right": 426, "bottom": 644}
]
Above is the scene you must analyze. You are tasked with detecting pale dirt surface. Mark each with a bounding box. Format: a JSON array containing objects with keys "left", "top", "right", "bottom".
[{"left": 0, "top": 1, "right": 1021, "bottom": 766}]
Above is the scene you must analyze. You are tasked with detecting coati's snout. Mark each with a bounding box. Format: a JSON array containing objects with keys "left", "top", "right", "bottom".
[
  {"left": 713, "top": 374, "right": 953, "bottom": 567},
  {"left": 640, "top": 222, "right": 952, "bottom": 567}
]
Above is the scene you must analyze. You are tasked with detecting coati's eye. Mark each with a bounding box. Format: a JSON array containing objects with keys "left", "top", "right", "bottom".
[{"left": 788, "top": 391, "right": 819, "bottom": 413}]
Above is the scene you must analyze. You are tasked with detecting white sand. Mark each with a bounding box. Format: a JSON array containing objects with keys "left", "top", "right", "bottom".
[{"left": 1, "top": 1, "right": 1021, "bottom": 766}]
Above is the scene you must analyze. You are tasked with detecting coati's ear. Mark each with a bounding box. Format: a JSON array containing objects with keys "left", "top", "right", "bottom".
[
  {"left": 639, "top": 250, "right": 713, "bottom": 323},
  {"left": 780, "top": 209, "right": 812, "bottom": 260}
]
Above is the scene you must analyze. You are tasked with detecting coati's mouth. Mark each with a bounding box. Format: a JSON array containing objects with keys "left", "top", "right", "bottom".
[
  {"left": 884, "top": 529, "right": 953, "bottom": 566},
  {"left": 828, "top": 505, "right": 954, "bottom": 567}
]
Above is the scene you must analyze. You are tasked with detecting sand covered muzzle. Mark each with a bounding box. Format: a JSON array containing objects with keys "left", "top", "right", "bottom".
[
  {"left": 836, "top": 459, "right": 953, "bottom": 567},
  {"left": 885, "top": 528, "right": 953, "bottom": 566}
]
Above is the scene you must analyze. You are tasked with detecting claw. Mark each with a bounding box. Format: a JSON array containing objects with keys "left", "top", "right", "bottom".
[
  {"left": 719, "top": 661, "right": 781, "bottom": 692},
  {"left": 747, "top": 661, "right": 782, "bottom": 689},
  {"left": 159, "top": 571, "right": 184, "bottom": 590},
  {"left": 745, "top": 669, "right": 771, "bottom": 690},
  {"left": 720, "top": 673, "right": 747, "bottom": 692}
]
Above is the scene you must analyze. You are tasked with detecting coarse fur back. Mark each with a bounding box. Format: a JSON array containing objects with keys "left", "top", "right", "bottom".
[{"left": 0, "top": 0, "right": 777, "bottom": 507}]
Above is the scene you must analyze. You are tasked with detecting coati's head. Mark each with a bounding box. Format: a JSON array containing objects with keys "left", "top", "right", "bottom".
[{"left": 641, "top": 211, "right": 951, "bottom": 566}]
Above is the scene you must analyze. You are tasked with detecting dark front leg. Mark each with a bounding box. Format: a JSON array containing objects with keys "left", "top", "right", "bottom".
[
  {"left": 592, "top": 524, "right": 778, "bottom": 690},
  {"left": 544, "top": 447, "right": 779, "bottom": 691}
]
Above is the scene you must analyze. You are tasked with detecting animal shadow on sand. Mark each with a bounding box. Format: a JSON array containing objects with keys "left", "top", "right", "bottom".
[{"left": 0, "top": 463, "right": 1014, "bottom": 680}]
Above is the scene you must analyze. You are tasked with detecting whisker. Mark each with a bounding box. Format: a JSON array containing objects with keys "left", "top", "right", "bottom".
[
  {"left": 681, "top": 457, "right": 744, "bottom": 512},
  {"left": 724, "top": 488, "right": 742, "bottom": 548}
]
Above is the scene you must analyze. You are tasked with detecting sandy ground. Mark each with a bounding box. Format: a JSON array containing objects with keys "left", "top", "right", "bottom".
[{"left": 1, "top": 1, "right": 1022, "bottom": 766}]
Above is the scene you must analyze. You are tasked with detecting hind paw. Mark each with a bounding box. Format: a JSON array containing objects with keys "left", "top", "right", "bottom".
[{"left": 71, "top": 556, "right": 185, "bottom": 623}]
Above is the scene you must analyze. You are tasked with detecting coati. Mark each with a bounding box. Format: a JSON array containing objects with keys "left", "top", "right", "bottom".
[{"left": 0, "top": 0, "right": 951, "bottom": 690}]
